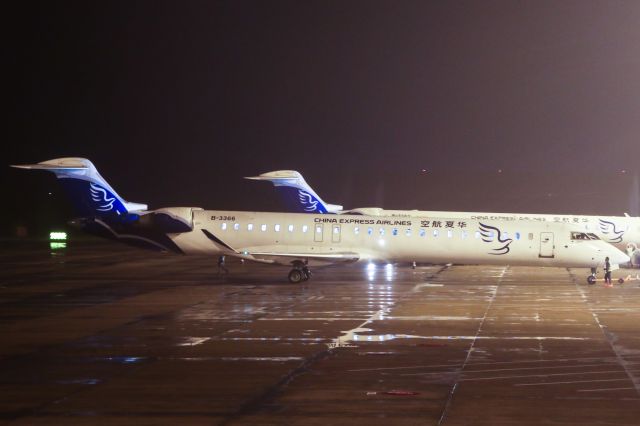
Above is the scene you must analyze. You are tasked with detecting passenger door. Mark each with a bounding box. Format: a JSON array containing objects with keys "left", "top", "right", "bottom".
[
  {"left": 314, "top": 223, "right": 324, "bottom": 242},
  {"left": 539, "top": 232, "right": 555, "bottom": 258}
]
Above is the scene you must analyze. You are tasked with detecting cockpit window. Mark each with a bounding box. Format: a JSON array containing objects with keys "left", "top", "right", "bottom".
[{"left": 571, "top": 232, "right": 600, "bottom": 240}]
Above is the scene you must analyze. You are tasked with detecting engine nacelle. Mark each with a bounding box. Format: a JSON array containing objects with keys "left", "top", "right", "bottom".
[{"left": 137, "top": 207, "right": 202, "bottom": 233}]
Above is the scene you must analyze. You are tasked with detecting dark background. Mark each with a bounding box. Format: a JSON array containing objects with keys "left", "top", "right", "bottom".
[{"left": 3, "top": 1, "right": 640, "bottom": 237}]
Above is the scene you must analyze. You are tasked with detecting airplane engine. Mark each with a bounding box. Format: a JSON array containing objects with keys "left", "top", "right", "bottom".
[
  {"left": 136, "top": 207, "right": 201, "bottom": 234},
  {"left": 151, "top": 207, "right": 201, "bottom": 233}
]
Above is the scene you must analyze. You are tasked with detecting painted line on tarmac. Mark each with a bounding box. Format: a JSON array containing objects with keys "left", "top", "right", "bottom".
[
  {"left": 329, "top": 264, "right": 450, "bottom": 349},
  {"left": 401, "top": 363, "right": 627, "bottom": 376},
  {"left": 516, "top": 378, "right": 631, "bottom": 387},
  {"left": 437, "top": 266, "right": 505, "bottom": 425},
  {"left": 458, "top": 369, "right": 627, "bottom": 382},
  {"left": 578, "top": 387, "right": 636, "bottom": 392},
  {"left": 348, "top": 355, "right": 640, "bottom": 372},
  {"left": 571, "top": 269, "right": 640, "bottom": 397}
]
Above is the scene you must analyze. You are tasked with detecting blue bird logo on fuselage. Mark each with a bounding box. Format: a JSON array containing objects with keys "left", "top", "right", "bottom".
[
  {"left": 479, "top": 222, "right": 513, "bottom": 255},
  {"left": 598, "top": 219, "right": 625, "bottom": 243}
]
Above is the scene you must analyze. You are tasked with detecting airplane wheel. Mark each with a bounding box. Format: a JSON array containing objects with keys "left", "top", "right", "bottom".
[
  {"left": 618, "top": 278, "right": 625, "bottom": 284},
  {"left": 587, "top": 275, "right": 596, "bottom": 285},
  {"left": 302, "top": 267, "right": 312, "bottom": 281},
  {"left": 288, "top": 269, "right": 304, "bottom": 284}
]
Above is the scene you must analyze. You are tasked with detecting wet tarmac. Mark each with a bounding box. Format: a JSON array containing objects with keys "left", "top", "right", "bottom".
[{"left": 1, "top": 239, "right": 639, "bottom": 425}]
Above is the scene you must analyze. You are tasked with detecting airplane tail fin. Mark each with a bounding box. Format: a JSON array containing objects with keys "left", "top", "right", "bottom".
[
  {"left": 245, "top": 170, "right": 342, "bottom": 214},
  {"left": 11, "top": 158, "right": 147, "bottom": 218}
]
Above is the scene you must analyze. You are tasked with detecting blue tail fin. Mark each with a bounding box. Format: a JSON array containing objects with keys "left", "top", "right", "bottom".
[
  {"left": 245, "top": 170, "right": 342, "bottom": 214},
  {"left": 11, "top": 158, "right": 147, "bottom": 218}
]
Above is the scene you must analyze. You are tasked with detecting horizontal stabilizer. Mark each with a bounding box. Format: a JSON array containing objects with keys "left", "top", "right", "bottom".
[
  {"left": 11, "top": 157, "right": 147, "bottom": 215},
  {"left": 11, "top": 163, "right": 88, "bottom": 171},
  {"left": 245, "top": 170, "right": 342, "bottom": 213}
]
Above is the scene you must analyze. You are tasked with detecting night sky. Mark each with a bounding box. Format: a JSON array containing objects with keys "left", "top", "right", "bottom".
[{"left": 4, "top": 1, "right": 640, "bottom": 237}]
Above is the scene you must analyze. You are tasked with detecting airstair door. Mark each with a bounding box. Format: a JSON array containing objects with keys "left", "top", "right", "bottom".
[
  {"left": 539, "top": 232, "right": 555, "bottom": 258},
  {"left": 314, "top": 223, "right": 324, "bottom": 242},
  {"left": 332, "top": 225, "right": 341, "bottom": 243}
]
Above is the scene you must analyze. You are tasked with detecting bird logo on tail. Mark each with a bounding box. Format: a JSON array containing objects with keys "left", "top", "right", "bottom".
[
  {"left": 90, "top": 183, "right": 116, "bottom": 212},
  {"left": 298, "top": 190, "right": 319, "bottom": 212}
]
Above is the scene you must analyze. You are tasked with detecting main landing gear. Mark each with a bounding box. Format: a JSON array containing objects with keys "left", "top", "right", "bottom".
[{"left": 288, "top": 261, "right": 312, "bottom": 284}]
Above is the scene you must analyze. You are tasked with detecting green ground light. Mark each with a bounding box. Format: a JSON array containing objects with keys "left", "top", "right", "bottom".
[{"left": 49, "top": 231, "right": 67, "bottom": 241}]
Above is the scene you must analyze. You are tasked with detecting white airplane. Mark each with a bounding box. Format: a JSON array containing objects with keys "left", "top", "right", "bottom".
[
  {"left": 246, "top": 170, "right": 640, "bottom": 268},
  {"left": 12, "top": 158, "right": 629, "bottom": 284}
]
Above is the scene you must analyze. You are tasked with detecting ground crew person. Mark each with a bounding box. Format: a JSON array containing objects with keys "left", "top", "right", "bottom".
[
  {"left": 218, "top": 255, "right": 229, "bottom": 275},
  {"left": 604, "top": 256, "right": 612, "bottom": 286}
]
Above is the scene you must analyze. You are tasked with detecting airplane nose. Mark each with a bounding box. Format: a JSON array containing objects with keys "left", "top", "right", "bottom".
[{"left": 607, "top": 245, "right": 631, "bottom": 265}]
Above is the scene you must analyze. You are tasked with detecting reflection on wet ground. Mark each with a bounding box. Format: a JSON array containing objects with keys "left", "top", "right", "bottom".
[{"left": 0, "top": 239, "right": 639, "bottom": 424}]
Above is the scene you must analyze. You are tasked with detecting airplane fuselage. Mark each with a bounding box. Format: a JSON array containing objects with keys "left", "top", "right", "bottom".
[
  {"left": 133, "top": 209, "right": 626, "bottom": 269},
  {"left": 350, "top": 209, "right": 640, "bottom": 254}
]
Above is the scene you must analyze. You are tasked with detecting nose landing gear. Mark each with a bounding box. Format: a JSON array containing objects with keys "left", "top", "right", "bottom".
[{"left": 587, "top": 267, "right": 597, "bottom": 285}]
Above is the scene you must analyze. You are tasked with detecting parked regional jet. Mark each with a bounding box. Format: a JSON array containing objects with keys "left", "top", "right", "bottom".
[
  {"left": 12, "top": 158, "right": 629, "bottom": 283},
  {"left": 246, "top": 170, "right": 640, "bottom": 268}
]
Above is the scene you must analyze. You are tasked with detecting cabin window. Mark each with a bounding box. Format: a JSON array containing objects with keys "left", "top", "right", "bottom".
[
  {"left": 367, "top": 227, "right": 373, "bottom": 236},
  {"left": 302, "top": 225, "right": 308, "bottom": 233},
  {"left": 379, "top": 228, "right": 385, "bottom": 236},
  {"left": 288, "top": 224, "right": 294, "bottom": 232},
  {"left": 221, "top": 223, "right": 227, "bottom": 231},
  {"left": 447, "top": 230, "right": 453, "bottom": 238},
  {"left": 503, "top": 231, "right": 508, "bottom": 239},
  {"left": 392, "top": 228, "right": 398, "bottom": 236},
  {"left": 515, "top": 232, "right": 520, "bottom": 240},
  {"left": 405, "top": 228, "right": 411, "bottom": 237},
  {"left": 233, "top": 223, "right": 240, "bottom": 231},
  {"left": 433, "top": 229, "right": 439, "bottom": 237},
  {"left": 419, "top": 229, "right": 426, "bottom": 237},
  {"left": 247, "top": 223, "right": 253, "bottom": 231},
  {"left": 274, "top": 224, "right": 281, "bottom": 232},
  {"left": 461, "top": 230, "right": 467, "bottom": 239},
  {"left": 261, "top": 224, "right": 267, "bottom": 232},
  {"left": 354, "top": 227, "right": 360, "bottom": 235}
]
